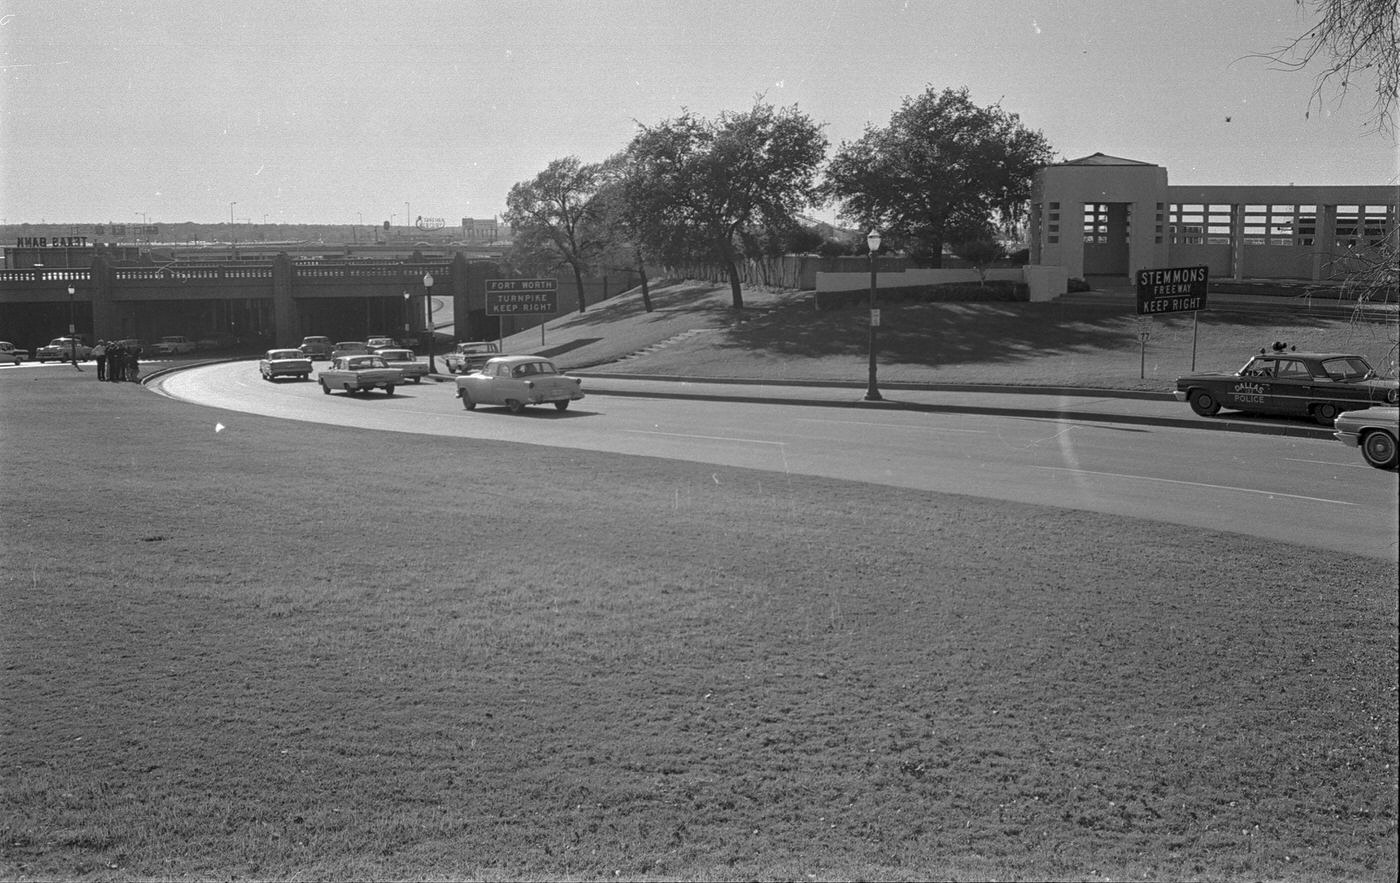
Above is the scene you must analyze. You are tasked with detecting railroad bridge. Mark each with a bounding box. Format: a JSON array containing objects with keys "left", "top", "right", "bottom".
[{"left": 0, "top": 252, "right": 510, "bottom": 351}]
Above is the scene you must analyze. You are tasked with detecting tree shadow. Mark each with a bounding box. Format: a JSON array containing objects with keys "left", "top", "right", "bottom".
[{"left": 717, "top": 298, "right": 1305, "bottom": 369}]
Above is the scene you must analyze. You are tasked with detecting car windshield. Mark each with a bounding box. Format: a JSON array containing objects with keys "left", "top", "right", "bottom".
[
  {"left": 268, "top": 350, "right": 302, "bottom": 359},
  {"left": 349, "top": 357, "right": 386, "bottom": 369},
  {"left": 1320, "top": 356, "right": 1375, "bottom": 381}
]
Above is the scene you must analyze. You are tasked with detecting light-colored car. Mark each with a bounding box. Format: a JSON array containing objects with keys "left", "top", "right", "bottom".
[
  {"left": 153, "top": 335, "right": 197, "bottom": 355},
  {"left": 258, "top": 348, "right": 314, "bottom": 382},
  {"left": 455, "top": 355, "right": 584, "bottom": 413},
  {"left": 299, "top": 336, "right": 334, "bottom": 360},
  {"left": 365, "top": 337, "right": 399, "bottom": 353},
  {"left": 376, "top": 348, "right": 429, "bottom": 383},
  {"left": 35, "top": 337, "right": 93, "bottom": 362},
  {"left": 1333, "top": 405, "right": 1399, "bottom": 470},
  {"left": 0, "top": 341, "right": 27, "bottom": 364},
  {"left": 444, "top": 341, "right": 501, "bottom": 374},
  {"left": 318, "top": 354, "right": 404, "bottom": 396},
  {"left": 331, "top": 341, "right": 371, "bottom": 359}
]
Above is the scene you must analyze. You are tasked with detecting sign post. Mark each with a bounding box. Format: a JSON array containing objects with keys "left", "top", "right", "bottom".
[{"left": 1135, "top": 265, "right": 1209, "bottom": 374}]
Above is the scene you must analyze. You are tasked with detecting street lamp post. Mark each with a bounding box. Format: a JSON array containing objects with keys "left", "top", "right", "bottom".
[
  {"left": 67, "top": 285, "right": 78, "bottom": 368},
  {"left": 423, "top": 272, "right": 436, "bottom": 374},
  {"left": 864, "top": 230, "right": 882, "bottom": 401}
]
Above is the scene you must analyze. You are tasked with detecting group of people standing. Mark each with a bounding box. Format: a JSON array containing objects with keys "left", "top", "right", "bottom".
[{"left": 91, "top": 340, "right": 141, "bottom": 382}]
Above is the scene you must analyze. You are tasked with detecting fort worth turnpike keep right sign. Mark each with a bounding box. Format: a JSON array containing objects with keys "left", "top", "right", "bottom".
[{"left": 1135, "top": 266, "right": 1209, "bottom": 315}]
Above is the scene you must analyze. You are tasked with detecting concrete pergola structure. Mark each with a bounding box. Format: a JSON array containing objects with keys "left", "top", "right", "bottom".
[{"left": 1030, "top": 152, "right": 1397, "bottom": 284}]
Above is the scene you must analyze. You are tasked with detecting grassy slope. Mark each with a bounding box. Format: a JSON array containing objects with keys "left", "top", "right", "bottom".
[
  {"left": 2, "top": 292, "right": 1398, "bottom": 881},
  {"left": 505, "top": 281, "right": 1399, "bottom": 390}
]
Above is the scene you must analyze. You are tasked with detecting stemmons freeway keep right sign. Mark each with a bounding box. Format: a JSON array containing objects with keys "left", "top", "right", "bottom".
[{"left": 1135, "top": 266, "right": 1209, "bottom": 315}]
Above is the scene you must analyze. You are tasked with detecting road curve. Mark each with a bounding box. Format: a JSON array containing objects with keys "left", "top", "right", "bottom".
[{"left": 151, "top": 361, "right": 1399, "bottom": 561}]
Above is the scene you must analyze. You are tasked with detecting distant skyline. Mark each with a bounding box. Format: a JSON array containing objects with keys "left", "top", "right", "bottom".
[{"left": 2, "top": 0, "right": 1395, "bottom": 226}]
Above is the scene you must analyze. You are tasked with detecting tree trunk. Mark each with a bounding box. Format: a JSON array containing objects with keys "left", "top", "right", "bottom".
[
  {"left": 720, "top": 237, "right": 744, "bottom": 309},
  {"left": 636, "top": 253, "right": 653, "bottom": 313},
  {"left": 570, "top": 262, "right": 587, "bottom": 313}
]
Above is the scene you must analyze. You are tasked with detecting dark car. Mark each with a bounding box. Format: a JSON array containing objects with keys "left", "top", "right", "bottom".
[
  {"left": 299, "top": 336, "right": 334, "bottom": 360},
  {"left": 1175, "top": 345, "right": 1398, "bottom": 425}
]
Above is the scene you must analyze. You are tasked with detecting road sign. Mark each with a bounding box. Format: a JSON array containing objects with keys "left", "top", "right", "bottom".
[
  {"left": 485, "top": 278, "right": 558, "bottom": 315},
  {"left": 1136, "top": 266, "right": 1209, "bottom": 315}
]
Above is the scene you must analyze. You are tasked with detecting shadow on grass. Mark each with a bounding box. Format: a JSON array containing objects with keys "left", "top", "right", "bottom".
[{"left": 717, "top": 298, "right": 1308, "bottom": 369}]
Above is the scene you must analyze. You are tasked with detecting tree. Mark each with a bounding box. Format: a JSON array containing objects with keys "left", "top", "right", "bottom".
[
  {"left": 1267, "top": 0, "right": 1398, "bottom": 367},
  {"left": 951, "top": 238, "right": 1006, "bottom": 288},
  {"left": 624, "top": 100, "right": 828, "bottom": 309},
  {"left": 1264, "top": 0, "right": 1398, "bottom": 132},
  {"left": 823, "top": 86, "right": 1054, "bottom": 268},
  {"left": 589, "top": 152, "right": 656, "bottom": 313},
  {"left": 503, "top": 157, "right": 606, "bottom": 313}
]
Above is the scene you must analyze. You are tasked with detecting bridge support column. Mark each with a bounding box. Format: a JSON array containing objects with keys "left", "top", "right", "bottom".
[{"left": 272, "top": 253, "right": 297, "bottom": 347}]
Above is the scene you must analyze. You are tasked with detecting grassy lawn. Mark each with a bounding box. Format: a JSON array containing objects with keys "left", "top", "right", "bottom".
[
  {"left": 515, "top": 281, "right": 1399, "bottom": 392},
  {"left": 2, "top": 303, "right": 1397, "bottom": 881}
]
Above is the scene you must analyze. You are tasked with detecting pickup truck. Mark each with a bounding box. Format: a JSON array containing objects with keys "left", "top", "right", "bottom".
[
  {"left": 318, "top": 354, "right": 404, "bottom": 396},
  {"left": 35, "top": 337, "right": 92, "bottom": 362},
  {"left": 153, "top": 336, "right": 197, "bottom": 355}
]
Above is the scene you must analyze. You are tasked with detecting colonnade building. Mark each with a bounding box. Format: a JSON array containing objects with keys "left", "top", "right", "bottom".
[{"left": 1030, "top": 152, "right": 1396, "bottom": 283}]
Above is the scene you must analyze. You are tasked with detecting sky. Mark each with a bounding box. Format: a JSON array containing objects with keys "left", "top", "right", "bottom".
[{"left": 1, "top": 0, "right": 1396, "bottom": 227}]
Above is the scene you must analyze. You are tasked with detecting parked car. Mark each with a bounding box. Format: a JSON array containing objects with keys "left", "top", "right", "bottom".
[
  {"left": 444, "top": 341, "right": 501, "bottom": 374},
  {"left": 35, "top": 337, "right": 92, "bottom": 362},
  {"left": 196, "top": 332, "right": 239, "bottom": 351},
  {"left": 0, "top": 341, "right": 27, "bottom": 364},
  {"left": 331, "top": 341, "right": 371, "bottom": 359},
  {"left": 376, "top": 348, "right": 429, "bottom": 383},
  {"left": 318, "top": 354, "right": 403, "bottom": 396},
  {"left": 365, "top": 336, "right": 399, "bottom": 353},
  {"left": 111, "top": 338, "right": 147, "bottom": 353},
  {"left": 1174, "top": 346, "right": 1399, "bottom": 425},
  {"left": 299, "top": 336, "right": 334, "bottom": 360},
  {"left": 1333, "top": 405, "right": 1399, "bottom": 470},
  {"left": 153, "top": 335, "right": 197, "bottom": 355},
  {"left": 455, "top": 355, "right": 584, "bottom": 412},
  {"left": 258, "top": 348, "right": 314, "bottom": 382}
]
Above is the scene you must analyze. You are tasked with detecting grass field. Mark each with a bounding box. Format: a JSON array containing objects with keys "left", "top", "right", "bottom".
[{"left": 2, "top": 288, "right": 1397, "bottom": 882}]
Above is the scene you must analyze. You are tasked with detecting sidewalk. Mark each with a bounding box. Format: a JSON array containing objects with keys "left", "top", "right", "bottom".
[{"left": 568, "top": 371, "right": 1338, "bottom": 440}]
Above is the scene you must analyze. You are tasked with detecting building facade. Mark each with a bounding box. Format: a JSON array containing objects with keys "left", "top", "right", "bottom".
[{"left": 1030, "top": 153, "right": 1397, "bottom": 283}]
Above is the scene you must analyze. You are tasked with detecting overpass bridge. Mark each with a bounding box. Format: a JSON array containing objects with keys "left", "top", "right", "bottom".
[{"left": 0, "top": 253, "right": 512, "bottom": 352}]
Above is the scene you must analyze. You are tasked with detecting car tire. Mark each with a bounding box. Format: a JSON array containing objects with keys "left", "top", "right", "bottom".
[
  {"left": 506, "top": 399, "right": 524, "bottom": 413},
  {"left": 320, "top": 380, "right": 330, "bottom": 395},
  {"left": 1189, "top": 389, "right": 1220, "bottom": 417},
  {"left": 384, "top": 385, "right": 395, "bottom": 395},
  {"left": 1311, "top": 402, "right": 1340, "bottom": 425},
  {"left": 460, "top": 391, "right": 475, "bottom": 410},
  {"left": 412, "top": 377, "right": 422, "bottom": 383},
  {"left": 1360, "top": 429, "right": 1399, "bottom": 470},
  {"left": 554, "top": 400, "right": 570, "bottom": 411}
]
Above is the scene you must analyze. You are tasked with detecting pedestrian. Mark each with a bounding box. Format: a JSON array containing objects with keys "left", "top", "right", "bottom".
[
  {"left": 106, "top": 341, "right": 124, "bottom": 382},
  {"left": 91, "top": 340, "right": 108, "bottom": 380},
  {"left": 124, "top": 342, "right": 141, "bottom": 382}
]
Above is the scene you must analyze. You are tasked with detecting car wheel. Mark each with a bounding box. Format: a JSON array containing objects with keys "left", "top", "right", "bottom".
[
  {"left": 1311, "top": 402, "right": 1340, "bottom": 425},
  {"left": 384, "top": 385, "right": 395, "bottom": 395},
  {"left": 506, "top": 399, "right": 524, "bottom": 413},
  {"left": 1188, "top": 389, "right": 1220, "bottom": 417},
  {"left": 413, "top": 376, "right": 422, "bottom": 383},
  {"left": 460, "top": 391, "right": 475, "bottom": 410},
  {"left": 1361, "top": 429, "right": 1399, "bottom": 470},
  {"left": 320, "top": 380, "right": 330, "bottom": 395},
  {"left": 554, "top": 400, "right": 570, "bottom": 411}
]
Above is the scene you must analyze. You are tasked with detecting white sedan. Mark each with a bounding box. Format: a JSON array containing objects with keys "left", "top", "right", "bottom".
[
  {"left": 258, "top": 348, "right": 314, "bottom": 382},
  {"left": 454, "top": 355, "right": 584, "bottom": 413}
]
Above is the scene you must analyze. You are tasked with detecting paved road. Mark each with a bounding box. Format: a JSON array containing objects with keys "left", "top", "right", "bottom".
[{"left": 151, "top": 362, "right": 1398, "bottom": 561}]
